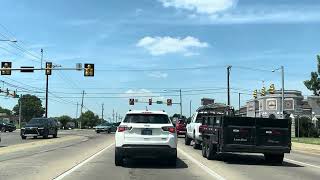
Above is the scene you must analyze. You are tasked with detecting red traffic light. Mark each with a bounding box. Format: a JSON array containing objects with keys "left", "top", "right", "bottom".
[
  {"left": 129, "top": 98, "right": 135, "bottom": 105},
  {"left": 149, "top": 98, "right": 152, "bottom": 105},
  {"left": 167, "top": 99, "right": 172, "bottom": 106}
]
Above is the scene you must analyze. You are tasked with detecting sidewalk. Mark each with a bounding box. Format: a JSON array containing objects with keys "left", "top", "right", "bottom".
[{"left": 292, "top": 142, "right": 320, "bottom": 155}]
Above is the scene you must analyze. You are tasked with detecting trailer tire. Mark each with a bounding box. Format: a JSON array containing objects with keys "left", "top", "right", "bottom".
[
  {"left": 206, "top": 144, "right": 217, "bottom": 160},
  {"left": 185, "top": 135, "right": 191, "bottom": 145}
]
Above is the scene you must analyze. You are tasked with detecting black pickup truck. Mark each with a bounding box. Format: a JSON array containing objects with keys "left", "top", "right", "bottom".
[{"left": 200, "top": 104, "right": 291, "bottom": 164}]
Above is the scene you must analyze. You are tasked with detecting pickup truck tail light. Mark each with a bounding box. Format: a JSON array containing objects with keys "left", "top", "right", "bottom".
[
  {"left": 117, "top": 125, "right": 131, "bottom": 132},
  {"left": 162, "top": 126, "right": 176, "bottom": 133},
  {"left": 199, "top": 125, "right": 207, "bottom": 133}
]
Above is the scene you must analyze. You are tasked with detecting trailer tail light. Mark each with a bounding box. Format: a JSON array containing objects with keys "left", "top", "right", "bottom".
[
  {"left": 117, "top": 125, "right": 131, "bottom": 132},
  {"left": 162, "top": 126, "right": 176, "bottom": 133}
]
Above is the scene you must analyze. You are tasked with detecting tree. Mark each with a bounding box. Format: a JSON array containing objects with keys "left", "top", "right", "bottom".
[
  {"left": 12, "top": 94, "right": 45, "bottom": 122},
  {"left": 0, "top": 106, "right": 12, "bottom": 115},
  {"left": 304, "top": 55, "right": 320, "bottom": 96},
  {"left": 295, "top": 117, "right": 319, "bottom": 137},
  {"left": 79, "top": 110, "right": 100, "bottom": 128},
  {"left": 58, "top": 115, "right": 72, "bottom": 129}
]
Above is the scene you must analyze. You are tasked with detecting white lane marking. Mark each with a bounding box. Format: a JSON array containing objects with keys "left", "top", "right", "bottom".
[
  {"left": 285, "top": 158, "right": 320, "bottom": 169},
  {"left": 53, "top": 143, "right": 115, "bottom": 180},
  {"left": 178, "top": 148, "right": 225, "bottom": 180}
]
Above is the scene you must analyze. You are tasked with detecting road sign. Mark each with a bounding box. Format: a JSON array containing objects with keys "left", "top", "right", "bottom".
[
  {"left": 76, "top": 63, "right": 82, "bottom": 71},
  {"left": 156, "top": 101, "right": 163, "bottom": 104},
  {"left": 20, "top": 66, "right": 34, "bottom": 73}
]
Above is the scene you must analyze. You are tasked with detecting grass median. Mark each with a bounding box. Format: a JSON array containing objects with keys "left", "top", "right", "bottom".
[{"left": 292, "top": 137, "right": 320, "bottom": 145}]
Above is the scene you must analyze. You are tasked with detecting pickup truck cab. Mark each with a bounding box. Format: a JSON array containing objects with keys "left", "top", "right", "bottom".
[
  {"left": 200, "top": 103, "right": 291, "bottom": 164},
  {"left": 185, "top": 112, "right": 203, "bottom": 149}
]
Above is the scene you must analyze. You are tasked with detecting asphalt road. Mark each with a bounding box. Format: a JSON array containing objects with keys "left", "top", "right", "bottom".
[{"left": 0, "top": 131, "right": 319, "bottom": 180}]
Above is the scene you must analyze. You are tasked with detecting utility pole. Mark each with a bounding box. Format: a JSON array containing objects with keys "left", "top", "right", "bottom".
[
  {"left": 179, "top": 89, "right": 182, "bottom": 118},
  {"left": 238, "top": 93, "right": 241, "bottom": 116},
  {"left": 112, "top": 109, "right": 115, "bottom": 123},
  {"left": 40, "top": 49, "right": 43, "bottom": 69},
  {"left": 116, "top": 112, "right": 118, "bottom": 122},
  {"left": 76, "top": 102, "right": 79, "bottom": 119},
  {"left": 227, "top": 66, "right": 232, "bottom": 107},
  {"left": 80, "top": 90, "right": 85, "bottom": 129},
  {"left": 19, "top": 95, "right": 22, "bottom": 128},
  {"left": 101, "top": 103, "right": 104, "bottom": 121},
  {"left": 281, "top": 66, "right": 285, "bottom": 119},
  {"left": 189, "top": 100, "right": 192, "bottom": 118}
]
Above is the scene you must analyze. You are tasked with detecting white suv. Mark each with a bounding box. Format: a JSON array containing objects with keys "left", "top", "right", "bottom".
[{"left": 115, "top": 110, "right": 177, "bottom": 166}]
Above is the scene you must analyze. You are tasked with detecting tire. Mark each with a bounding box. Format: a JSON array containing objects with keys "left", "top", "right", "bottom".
[
  {"left": 202, "top": 142, "right": 207, "bottom": 157},
  {"left": 193, "top": 140, "right": 201, "bottom": 149},
  {"left": 185, "top": 135, "right": 191, "bottom": 145},
  {"left": 43, "top": 130, "right": 49, "bottom": 139},
  {"left": 21, "top": 135, "right": 26, "bottom": 140},
  {"left": 115, "top": 148, "right": 124, "bottom": 166},
  {"left": 1, "top": 127, "right": 6, "bottom": 132},
  {"left": 96, "top": 130, "right": 100, "bottom": 134},
  {"left": 264, "top": 153, "right": 284, "bottom": 164},
  {"left": 107, "top": 129, "right": 111, "bottom": 134},
  {"left": 206, "top": 144, "right": 217, "bottom": 160},
  {"left": 53, "top": 130, "right": 58, "bottom": 138}
]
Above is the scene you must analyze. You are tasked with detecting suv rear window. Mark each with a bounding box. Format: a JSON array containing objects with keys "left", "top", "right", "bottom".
[{"left": 123, "top": 114, "right": 170, "bottom": 124}]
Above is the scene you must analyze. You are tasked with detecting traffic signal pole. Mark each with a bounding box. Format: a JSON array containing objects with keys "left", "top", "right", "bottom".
[
  {"left": 45, "top": 73, "right": 49, "bottom": 118},
  {"left": 227, "top": 66, "right": 232, "bottom": 107}
]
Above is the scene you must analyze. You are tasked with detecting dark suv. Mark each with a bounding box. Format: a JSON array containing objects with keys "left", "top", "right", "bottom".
[
  {"left": 0, "top": 120, "right": 16, "bottom": 132},
  {"left": 21, "top": 118, "right": 59, "bottom": 139}
]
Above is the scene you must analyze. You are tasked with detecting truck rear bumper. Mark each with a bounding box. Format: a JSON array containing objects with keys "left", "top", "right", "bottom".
[
  {"left": 117, "top": 145, "right": 177, "bottom": 159},
  {"left": 222, "top": 144, "right": 291, "bottom": 154}
]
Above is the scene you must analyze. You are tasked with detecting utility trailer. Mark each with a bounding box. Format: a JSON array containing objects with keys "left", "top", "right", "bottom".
[{"left": 200, "top": 104, "right": 291, "bottom": 164}]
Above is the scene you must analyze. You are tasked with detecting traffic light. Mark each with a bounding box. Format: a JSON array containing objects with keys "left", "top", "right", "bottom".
[
  {"left": 129, "top": 98, "right": 135, "bottom": 105},
  {"left": 167, "top": 99, "right": 172, "bottom": 106},
  {"left": 149, "top": 98, "right": 152, "bottom": 105},
  {"left": 269, "top": 84, "right": 275, "bottom": 94},
  {"left": 1, "top": 62, "right": 12, "bottom": 75},
  {"left": 261, "top": 87, "right": 266, "bottom": 96},
  {"left": 13, "top": 91, "right": 19, "bottom": 98},
  {"left": 45, "top": 62, "right": 52, "bottom": 75},
  {"left": 253, "top": 90, "right": 258, "bottom": 99},
  {"left": 84, "top": 63, "right": 94, "bottom": 77}
]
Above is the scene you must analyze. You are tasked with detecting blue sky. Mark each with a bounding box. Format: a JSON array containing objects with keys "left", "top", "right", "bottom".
[{"left": 0, "top": 0, "right": 320, "bottom": 120}]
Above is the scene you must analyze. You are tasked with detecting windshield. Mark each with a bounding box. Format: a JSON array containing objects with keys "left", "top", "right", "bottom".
[
  {"left": 29, "top": 118, "right": 47, "bottom": 124},
  {"left": 123, "top": 114, "right": 170, "bottom": 124}
]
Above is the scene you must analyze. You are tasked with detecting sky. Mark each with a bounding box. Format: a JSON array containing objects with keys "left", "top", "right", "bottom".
[{"left": 0, "top": 0, "right": 320, "bottom": 120}]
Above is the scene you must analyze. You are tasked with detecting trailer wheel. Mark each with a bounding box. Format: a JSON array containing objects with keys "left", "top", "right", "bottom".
[
  {"left": 206, "top": 144, "right": 217, "bottom": 160},
  {"left": 202, "top": 142, "right": 208, "bottom": 157},
  {"left": 185, "top": 135, "right": 191, "bottom": 145}
]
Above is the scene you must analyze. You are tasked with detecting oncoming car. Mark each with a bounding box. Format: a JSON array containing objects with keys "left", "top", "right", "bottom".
[{"left": 115, "top": 110, "right": 177, "bottom": 166}]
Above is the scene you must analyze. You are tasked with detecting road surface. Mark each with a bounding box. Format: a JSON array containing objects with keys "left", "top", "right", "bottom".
[{"left": 0, "top": 130, "right": 319, "bottom": 180}]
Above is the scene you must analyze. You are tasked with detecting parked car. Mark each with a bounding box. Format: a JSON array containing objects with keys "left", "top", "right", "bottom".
[
  {"left": 21, "top": 118, "right": 59, "bottom": 139},
  {"left": 200, "top": 103, "right": 291, "bottom": 164},
  {"left": 115, "top": 110, "right": 177, "bottom": 166},
  {"left": 185, "top": 111, "right": 204, "bottom": 149},
  {"left": 0, "top": 120, "right": 16, "bottom": 132},
  {"left": 94, "top": 122, "right": 112, "bottom": 133},
  {"left": 176, "top": 119, "right": 187, "bottom": 136}
]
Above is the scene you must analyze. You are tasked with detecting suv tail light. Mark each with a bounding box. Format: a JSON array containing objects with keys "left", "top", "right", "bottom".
[
  {"left": 117, "top": 125, "right": 131, "bottom": 132},
  {"left": 162, "top": 126, "right": 176, "bottom": 133},
  {"left": 199, "top": 125, "right": 207, "bottom": 133}
]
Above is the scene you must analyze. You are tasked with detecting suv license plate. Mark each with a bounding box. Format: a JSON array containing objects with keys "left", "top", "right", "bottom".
[{"left": 141, "top": 129, "right": 152, "bottom": 135}]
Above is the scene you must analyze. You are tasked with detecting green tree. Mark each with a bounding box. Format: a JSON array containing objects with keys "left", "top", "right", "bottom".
[
  {"left": 295, "top": 117, "right": 319, "bottom": 137},
  {"left": 58, "top": 115, "right": 72, "bottom": 129},
  {"left": 304, "top": 55, "right": 320, "bottom": 96},
  {"left": 79, "top": 110, "right": 100, "bottom": 128},
  {"left": 12, "top": 94, "right": 45, "bottom": 122},
  {"left": 0, "top": 106, "right": 12, "bottom": 115}
]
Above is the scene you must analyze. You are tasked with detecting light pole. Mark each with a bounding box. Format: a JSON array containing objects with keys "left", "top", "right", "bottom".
[{"left": 272, "top": 66, "right": 285, "bottom": 119}]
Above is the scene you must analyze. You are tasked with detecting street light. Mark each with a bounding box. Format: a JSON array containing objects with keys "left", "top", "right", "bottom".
[
  {"left": 0, "top": 39, "right": 17, "bottom": 43},
  {"left": 272, "top": 66, "right": 285, "bottom": 119}
]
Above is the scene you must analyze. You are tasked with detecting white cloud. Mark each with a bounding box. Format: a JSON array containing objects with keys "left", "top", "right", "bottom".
[
  {"left": 148, "top": 71, "right": 168, "bottom": 78},
  {"left": 158, "top": 0, "right": 237, "bottom": 14},
  {"left": 136, "top": 36, "right": 208, "bottom": 56},
  {"left": 124, "top": 89, "right": 165, "bottom": 101}
]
